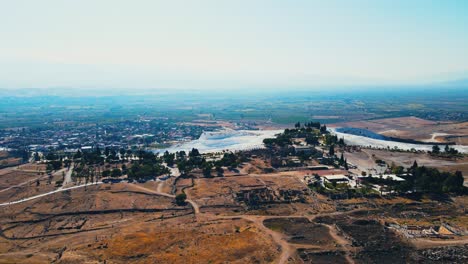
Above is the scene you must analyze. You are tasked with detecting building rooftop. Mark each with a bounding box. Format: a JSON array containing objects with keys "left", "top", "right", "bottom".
[{"left": 323, "top": 174, "right": 349, "bottom": 181}]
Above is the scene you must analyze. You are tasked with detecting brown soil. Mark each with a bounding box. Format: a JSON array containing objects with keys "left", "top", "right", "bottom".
[
  {"left": 0, "top": 182, "right": 279, "bottom": 263},
  {"left": 298, "top": 250, "right": 350, "bottom": 264},
  {"left": 332, "top": 116, "right": 468, "bottom": 144},
  {"left": 264, "top": 218, "right": 335, "bottom": 246}
]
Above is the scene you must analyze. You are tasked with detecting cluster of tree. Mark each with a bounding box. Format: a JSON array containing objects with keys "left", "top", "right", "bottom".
[
  {"left": 45, "top": 152, "right": 59, "bottom": 161},
  {"left": 370, "top": 162, "right": 466, "bottom": 194},
  {"left": 294, "top": 149, "right": 321, "bottom": 163},
  {"left": 389, "top": 162, "right": 405, "bottom": 175},
  {"left": 103, "top": 147, "right": 120, "bottom": 162},
  {"left": 72, "top": 147, "right": 170, "bottom": 181},
  {"left": 320, "top": 125, "right": 327, "bottom": 134},
  {"left": 163, "top": 151, "right": 176, "bottom": 166},
  {"left": 305, "top": 122, "right": 321, "bottom": 129},
  {"left": 218, "top": 152, "right": 242, "bottom": 169},
  {"left": 7, "top": 148, "right": 29, "bottom": 163},
  {"left": 102, "top": 168, "right": 123, "bottom": 177},
  {"left": 73, "top": 149, "right": 104, "bottom": 165},
  {"left": 127, "top": 152, "right": 169, "bottom": 180},
  {"left": 412, "top": 166, "right": 464, "bottom": 194},
  {"left": 127, "top": 162, "right": 169, "bottom": 180},
  {"left": 305, "top": 134, "right": 319, "bottom": 145},
  {"left": 264, "top": 124, "right": 325, "bottom": 148},
  {"left": 72, "top": 147, "right": 137, "bottom": 165},
  {"left": 431, "top": 145, "right": 460, "bottom": 156},
  {"left": 175, "top": 193, "right": 187, "bottom": 206},
  {"left": 46, "top": 160, "right": 62, "bottom": 172},
  {"left": 309, "top": 178, "right": 380, "bottom": 199},
  {"left": 175, "top": 148, "right": 205, "bottom": 176},
  {"left": 175, "top": 148, "right": 246, "bottom": 178},
  {"left": 339, "top": 153, "right": 349, "bottom": 170},
  {"left": 294, "top": 121, "right": 324, "bottom": 131},
  {"left": 263, "top": 134, "right": 292, "bottom": 147},
  {"left": 323, "top": 134, "right": 344, "bottom": 146},
  {"left": 328, "top": 145, "right": 335, "bottom": 156},
  {"left": 73, "top": 163, "right": 100, "bottom": 183}
]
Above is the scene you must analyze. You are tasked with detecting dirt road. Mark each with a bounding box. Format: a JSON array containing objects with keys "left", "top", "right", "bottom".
[
  {"left": 0, "top": 182, "right": 103, "bottom": 206},
  {"left": 62, "top": 164, "right": 74, "bottom": 187},
  {"left": 131, "top": 184, "right": 200, "bottom": 214}
]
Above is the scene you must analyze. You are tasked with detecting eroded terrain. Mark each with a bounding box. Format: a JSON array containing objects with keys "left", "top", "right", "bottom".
[{"left": 1, "top": 161, "right": 467, "bottom": 263}]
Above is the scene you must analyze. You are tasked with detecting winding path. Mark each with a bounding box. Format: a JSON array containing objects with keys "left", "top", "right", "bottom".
[
  {"left": 0, "top": 162, "right": 357, "bottom": 264},
  {"left": 62, "top": 164, "right": 74, "bottom": 187},
  {"left": 131, "top": 184, "right": 200, "bottom": 214}
]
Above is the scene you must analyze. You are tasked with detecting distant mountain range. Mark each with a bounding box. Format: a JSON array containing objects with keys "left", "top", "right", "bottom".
[
  {"left": 0, "top": 77, "right": 467, "bottom": 97},
  {"left": 441, "top": 78, "right": 468, "bottom": 86}
]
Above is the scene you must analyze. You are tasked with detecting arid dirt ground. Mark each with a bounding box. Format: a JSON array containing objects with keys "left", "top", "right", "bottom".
[
  {"left": 331, "top": 116, "right": 468, "bottom": 145},
  {"left": 1, "top": 161, "right": 467, "bottom": 263},
  {"left": 0, "top": 182, "right": 278, "bottom": 264}
]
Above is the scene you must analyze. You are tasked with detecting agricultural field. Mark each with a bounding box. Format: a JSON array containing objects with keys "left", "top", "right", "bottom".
[{"left": 332, "top": 117, "right": 468, "bottom": 145}]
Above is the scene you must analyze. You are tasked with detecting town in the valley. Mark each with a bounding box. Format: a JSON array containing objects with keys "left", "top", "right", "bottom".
[{"left": 1, "top": 1, "right": 468, "bottom": 263}]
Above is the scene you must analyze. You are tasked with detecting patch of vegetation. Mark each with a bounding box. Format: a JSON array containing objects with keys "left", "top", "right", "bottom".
[{"left": 175, "top": 193, "right": 187, "bottom": 206}]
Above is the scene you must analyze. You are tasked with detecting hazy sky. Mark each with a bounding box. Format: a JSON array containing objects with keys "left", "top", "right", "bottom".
[{"left": 1, "top": 0, "right": 468, "bottom": 89}]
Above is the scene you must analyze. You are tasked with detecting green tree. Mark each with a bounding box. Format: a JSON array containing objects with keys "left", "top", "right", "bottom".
[
  {"left": 121, "top": 164, "right": 127, "bottom": 175},
  {"left": 392, "top": 165, "right": 404, "bottom": 175},
  {"left": 163, "top": 151, "right": 175, "bottom": 166},
  {"left": 432, "top": 145, "right": 440, "bottom": 154},
  {"left": 338, "top": 137, "right": 345, "bottom": 146},
  {"left": 95, "top": 146, "right": 102, "bottom": 156},
  {"left": 45, "top": 152, "right": 58, "bottom": 161},
  {"left": 189, "top": 148, "right": 200, "bottom": 157},
  {"left": 216, "top": 166, "right": 224, "bottom": 177},
  {"left": 177, "top": 151, "right": 186, "bottom": 160},
  {"left": 111, "top": 168, "right": 122, "bottom": 177},
  {"left": 329, "top": 145, "right": 335, "bottom": 157},
  {"left": 203, "top": 164, "right": 213, "bottom": 178},
  {"left": 320, "top": 125, "right": 327, "bottom": 134},
  {"left": 73, "top": 150, "right": 82, "bottom": 160},
  {"left": 175, "top": 193, "right": 187, "bottom": 206},
  {"left": 442, "top": 171, "right": 464, "bottom": 193},
  {"left": 305, "top": 135, "right": 319, "bottom": 145},
  {"left": 102, "top": 170, "right": 111, "bottom": 177},
  {"left": 46, "top": 163, "right": 53, "bottom": 173}
]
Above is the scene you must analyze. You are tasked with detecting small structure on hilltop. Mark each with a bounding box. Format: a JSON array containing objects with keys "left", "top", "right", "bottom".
[
  {"left": 294, "top": 145, "right": 314, "bottom": 154},
  {"left": 323, "top": 174, "right": 350, "bottom": 184}
]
